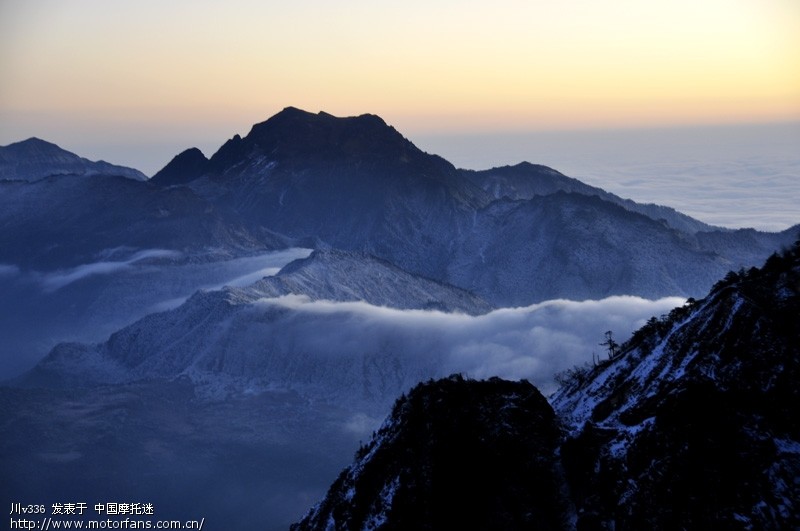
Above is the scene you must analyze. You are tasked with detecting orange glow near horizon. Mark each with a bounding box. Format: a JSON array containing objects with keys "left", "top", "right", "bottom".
[{"left": 1, "top": 0, "right": 798, "bottom": 141}]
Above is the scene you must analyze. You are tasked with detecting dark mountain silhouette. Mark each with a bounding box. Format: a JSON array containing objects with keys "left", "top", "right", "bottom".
[
  {"left": 151, "top": 147, "right": 209, "bottom": 186},
  {"left": 3, "top": 110, "right": 794, "bottom": 303},
  {"left": 150, "top": 107, "right": 795, "bottom": 305},
  {"left": 292, "top": 376, "right": 573, "bottom": 531}
]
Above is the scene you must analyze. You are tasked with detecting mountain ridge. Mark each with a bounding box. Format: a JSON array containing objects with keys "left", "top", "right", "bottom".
[
  {"left": 145, "top": 107, "right": 794, "bottom": 305},
  {"left": 549, "top": 241, "right": 800, "bottom": 529},
  {"left": 461, "top": 161, "right": 717, "bottom": 234},
  {"left": 3, "top": 110, "right": 798, "bottom": 530},
  {"left": 4, "top": 108, "right": 794, "bottom": 305},
  {"left": 0, "top": 137, "right": 147, "bottom": 181},
  {"left": 293, "top": 242, "right": 800, "bottom": 529},
  {"left": 0, "top": 173, "right": 271, "bottom": 269},
  {"left": 19, "top": 249, "right": 492, "bottom": 400}
]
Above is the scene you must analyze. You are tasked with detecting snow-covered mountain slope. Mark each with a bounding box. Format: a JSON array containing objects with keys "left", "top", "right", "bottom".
[
  {"left": 0, "top": 137, "right": 147, "bottom": 181},
  {"left": 443, "top": 191, "right": 787, "bottom": 305},
  {"left": 0, "top": 142, "right": 289, "bottom": 376},
  {"left": 4, "top": 109, "right": 798, "bottom": 530},
  {"left": 550, "top": 241, "right": 800, "bottom": 529},
  {"left": 292, "top": 376, "right": 573, "bottom": 531},
  {"left": 20, "top": 250, "right": 492, "bottom": 404},
  {"left": 249, "top": 249, "right": 492, "bottom": 314},
  {"left": 3, "top": 111, "right": 793, "bottom": 305},
  {"left": 0, "top": 248, "right": 311, "bottom": 378},
  {"left": 295, "top": 243, "right": 799, "bottom": 530},
  {"left": 150, "top": 107, "right": 795, "bottom": 305}
]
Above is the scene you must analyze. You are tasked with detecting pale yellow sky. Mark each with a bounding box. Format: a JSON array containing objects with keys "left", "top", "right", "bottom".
[{"left": 1, "top": 0, "right": 798, "bottom": 164}]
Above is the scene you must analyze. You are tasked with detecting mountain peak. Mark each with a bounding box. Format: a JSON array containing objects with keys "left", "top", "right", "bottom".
[
  {"left": 259, "top": 248, "right": 493, "bottom": 315},
  {"left": 242, "top": 107, "right": 398, "bottom": 159},
  {"left": 0, "top": 138, "right": 147, "bottom": 181},
  {"left": 200, "top": 107, "right": 453, "bottom": 192},
  {"left": 12, "top": 136, "right": 60, "bottom": 147},
  {"left": 267, "top": 106, "right": 387, "bottom": 127},
  {"left": 151, "top": 147, "right": 209, "bottom": 186},
  {"left": 2, "top": 137, "right": 72, "bottom": 158}
]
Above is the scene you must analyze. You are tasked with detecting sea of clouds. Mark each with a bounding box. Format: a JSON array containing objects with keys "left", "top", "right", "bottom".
[
  {"left": 0, "top": 248, "right": 313, "bottom": 379},
  {"left": 258, "top": 293, "right": 686, "bottom": 397},
  {"left": 419, "top": 121, "right": 800, "bottom": 232}
]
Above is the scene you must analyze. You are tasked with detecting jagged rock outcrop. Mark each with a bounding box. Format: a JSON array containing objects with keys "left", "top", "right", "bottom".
[{"left": 551, "top": 242, "right": 800, "bottom": 530}]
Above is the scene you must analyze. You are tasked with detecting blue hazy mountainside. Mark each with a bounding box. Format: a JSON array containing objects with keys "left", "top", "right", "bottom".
[
  {"left": 150, "top": 107, "right": 795, "bottom": 305},
  {"left": 1, "top": 108, "right": 798, "bottom": 530},
  {"left": 1, "top": 106, "right": 794, "bottom": 379},
  {"left": 417, "top": 121, "right": 800, "bottom": 232},
  {"left": 0, "top": 137, "right": 148, "bottom": 182},
  {"left": 2, "top": 107, "right": 795, "bottom": 303}
]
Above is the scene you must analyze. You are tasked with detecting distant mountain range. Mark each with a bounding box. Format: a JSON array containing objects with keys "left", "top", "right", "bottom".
[
  {"left": 2, "top": 108, "right": 798, "bottom": 530},
  {"left": 461, "top": 162, "right": 716, "bottom": 234},
  {"left": 294, "top": 242, "right": 800, "bottom": 530},
  {"left": 2, "top": 108, "right": 795, "bottom": 303},
  {"left": 0, "top": 137, "right": 147, "bottom": 181},
  {"left": 155, "top": 108, "right": 796, "bottom": 305},
  {"left": 21, "top": 249, "right": 491, "bottom": 402}
]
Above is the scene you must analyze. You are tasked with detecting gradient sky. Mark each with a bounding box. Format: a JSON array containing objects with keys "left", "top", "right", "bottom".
[{"left": 1, "top": 0, "right": 799, "bottom": 175}]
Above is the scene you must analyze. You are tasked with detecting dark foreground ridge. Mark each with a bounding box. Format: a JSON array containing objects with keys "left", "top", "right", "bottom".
[
  {"left": 295, "top": 241, "right": 800, "bottom": 530},
  {"left": 292, "top": 375, "right": 573, "bottom": 530}
]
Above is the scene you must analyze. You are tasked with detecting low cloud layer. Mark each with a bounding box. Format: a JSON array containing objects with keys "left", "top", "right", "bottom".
[
  {"left": 259, "top": 294, "right": 686, "bottom": 396},
  {"left": 419, "top": 122, "right": 800, "bottom": 232},
  {"left": 38, "top": 249, "right": 183, "bottom": 291},
  {"left": 32, "top": 247, "right": 312, "bottom": 294},
  {"left": 0, "top": 248, "right": 313, "bottom": 379}
]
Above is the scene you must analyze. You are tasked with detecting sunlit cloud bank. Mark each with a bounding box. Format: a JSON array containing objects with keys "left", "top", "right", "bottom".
[{"left": 258, "top": 294, "right": 686, "bottom": 396}]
